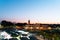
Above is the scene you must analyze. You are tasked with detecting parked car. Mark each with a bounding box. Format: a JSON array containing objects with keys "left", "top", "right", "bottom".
[{"left": 17, "top": 30, "right": 30, "bottom": 39}]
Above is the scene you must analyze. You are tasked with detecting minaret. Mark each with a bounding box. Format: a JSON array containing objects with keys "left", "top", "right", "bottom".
[{"left": 28, "top": 20, "right": 30, "bottom": 24}]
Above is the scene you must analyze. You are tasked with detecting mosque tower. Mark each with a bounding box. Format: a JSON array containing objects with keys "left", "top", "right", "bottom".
[{"left": 28, "top": 20, "right": 30, "bottom": 24}]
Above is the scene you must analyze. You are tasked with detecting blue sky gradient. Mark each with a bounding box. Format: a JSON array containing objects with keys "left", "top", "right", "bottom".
[{"left": 0, "top": 0, "right": 60, "bottom": 23}]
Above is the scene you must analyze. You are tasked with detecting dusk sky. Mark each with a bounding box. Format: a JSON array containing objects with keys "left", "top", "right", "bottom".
[{"left": 0, "top": 0, "right": 60, "bottom": 23}]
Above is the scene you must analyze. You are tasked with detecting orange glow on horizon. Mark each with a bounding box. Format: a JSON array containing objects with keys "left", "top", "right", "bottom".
[{"left": 4, "top": 18, "right": 60, "bottom": 24}]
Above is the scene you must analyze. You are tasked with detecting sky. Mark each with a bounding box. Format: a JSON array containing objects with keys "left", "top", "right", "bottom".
[{"left": 0, "top": 0, "right": 60, "bottom": 24}]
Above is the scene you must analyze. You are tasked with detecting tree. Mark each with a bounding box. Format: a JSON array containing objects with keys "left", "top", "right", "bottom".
[
  {"left": 15, "top": 23, "right": 27, "bottom": 26},
  {"left": 15, "top": 23, "right": 27, "bottom": 29},
  {"left": 1, "top": 20, "right": 7, "bottom": 27},
  {"left": 1, "top": 20, "right": 14, "bottom": 28}
]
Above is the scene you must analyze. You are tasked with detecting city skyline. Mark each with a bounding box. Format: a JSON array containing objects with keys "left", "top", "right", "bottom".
[{"left": 0, "top": 0, "right": 60, "bottom": 24}]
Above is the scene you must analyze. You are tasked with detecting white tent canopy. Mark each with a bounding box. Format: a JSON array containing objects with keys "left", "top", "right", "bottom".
[{"left": 0, "top": 31, "right": 12, "bottom": 39}]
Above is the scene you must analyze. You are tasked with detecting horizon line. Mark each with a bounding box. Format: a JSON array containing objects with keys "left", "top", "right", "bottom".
[{"left": 0, "top": 20, "right": 60, "bottom": 24}]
